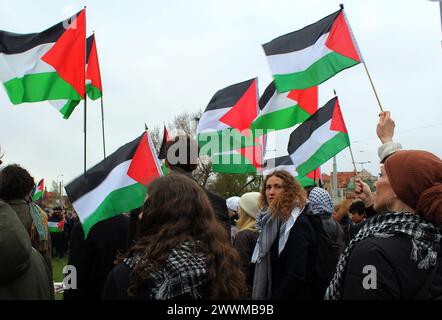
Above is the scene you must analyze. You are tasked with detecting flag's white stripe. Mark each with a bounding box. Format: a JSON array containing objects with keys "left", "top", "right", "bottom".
[
  {"left": 48, "top": 222, "right": 59, "bottom": 228},
  {"left": 147, "top": 132, "right": 164, "bottom": 177},
  {"left": 49, "top": 100, "right": 68, "bottom": 112},
  {"left": 266, "top": 33, "right": 332, "bottom": 75},
  {"left": 0, "top": 43, "right": 56, "bottom": 83},
  {"left": 262, "top": 164, "right": 297, "bottom": 177},
  {"left": 289, "top": 120, "right": 338, "bottom": 167},
  {"left": 196, "top": 108, "right": 231, "bottom": 134},
  {"left": 71, "top": 160, "right": 137, "bottom": 222},
  {"left": 259, "top": 90, "right": 295, "bottom": 116}
]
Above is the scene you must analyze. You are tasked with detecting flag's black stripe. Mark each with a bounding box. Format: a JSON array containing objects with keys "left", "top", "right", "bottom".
[
  {"left": 258, "top": 81, "right": 276, "bottom": 110},
  {"left": 263, "top": 9, "right": 341, "bottom": 56},
  {"left": 86, "top": 34, "right": 94, "bottom": 63},
  {"left": 0, "top": 11, "right": 80, "bottom": 54},
  {"left": 65, "top": 133, "right": 144, "bottom": 203},
  {"left": 287, "top": 97, "right": 336, "bottom": 154},
  {"left": 204, "top": 78, "right": 255, "bottom": 112},
  {"left": 263, "top": 155, "right": 293, "bottom": 167}
]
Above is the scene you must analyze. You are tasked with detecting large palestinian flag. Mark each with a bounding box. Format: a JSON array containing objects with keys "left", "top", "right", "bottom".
[
  {"left": 0, "top": 10, "right": 86, "bottom": 118},
  {"left": 287, "top": 97, "right": 350, "bottom": 176},
  {"left": 85, "top": 34, "right": 102, "bottom": 100},
  {"left": 263, "top": 8, "right": 361, "bottom": 92},
  {"left": 197, "top": 78, "right": 261, "bottom": 174},
  {"left": 65, "top": 131, "right": 162, "bottom": 237},
  {"left": 32, "top": 178, "right": 45, "bottom": 201},
  {"left": 251, "top": 81, "right": 317, "bottom": 132}
]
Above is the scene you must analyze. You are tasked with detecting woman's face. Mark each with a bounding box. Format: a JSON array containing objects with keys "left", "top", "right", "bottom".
[
  {"left": 374, "top": 165, "right": 396, "bottom": 212},
  {"left": 265, "top": 176, "right": 285, "bottom": 205}
]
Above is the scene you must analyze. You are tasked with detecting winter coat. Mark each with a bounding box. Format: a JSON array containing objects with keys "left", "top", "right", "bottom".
[
  {"left": 270, "top": 213, "right": 318, "bottom": 299},
  {"left": 0, "top": 199, "right": 54, "bottom": 300},
  {"left": 233, "top": 229, "right": 257, "bottom": 295},
  {"left": 63, "top": 214, "right": 130, "bottom": 300},
  {"left": 342, "top": 234, "right": 442, "bottom": 299}
]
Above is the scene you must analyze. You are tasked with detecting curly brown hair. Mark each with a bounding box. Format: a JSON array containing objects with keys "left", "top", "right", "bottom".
[
  {"left": 0, "top": 164, "right": 35, "bottom": 201},
  {"left": 260, "top": 170, "right": 307, "bottom": 219},
  {"left": 119, "top": 174, "right": 246, "bottom": 299}
]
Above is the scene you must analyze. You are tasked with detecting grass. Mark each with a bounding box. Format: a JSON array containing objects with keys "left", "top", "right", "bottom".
[{"left": 52, "top": 256, "right": 68, "bottom": 300}]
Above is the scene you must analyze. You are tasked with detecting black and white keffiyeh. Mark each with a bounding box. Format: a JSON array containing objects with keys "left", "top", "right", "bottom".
[
  {"left": 125, "top": 241, "right": 207, "bottom": 299},
  {"left": 325, "top": 212, "right": 442, "bottom": 300},
  {"left": 308, "top": 187, "right": 334, "bottom": 218}
]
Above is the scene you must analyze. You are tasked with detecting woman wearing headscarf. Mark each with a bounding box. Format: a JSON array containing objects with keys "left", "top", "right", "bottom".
[
  {"left": 326, "top": 149, "right": 442, "bottom": 299},
  {"left": 251, "top": 171, "right": 318, "bottom": 300},
  {"left": 102, "top": 174, "right": 246, "bottom": 300},
  {"left": 233, "top": 192, "right": 260, "bottom": 297}
]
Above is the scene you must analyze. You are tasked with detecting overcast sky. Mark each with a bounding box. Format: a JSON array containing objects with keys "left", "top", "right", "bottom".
[{"left": 1, "top": 0, "right": 441, "bottom": 190}]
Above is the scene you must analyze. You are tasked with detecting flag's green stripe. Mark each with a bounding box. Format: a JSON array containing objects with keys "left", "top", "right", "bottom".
[
  {"left": 161, "top": 162, "right": 169, "bottom": 176},
  {"left": 274, "top": 52, "right": 360, "bottom": 91},
  {"left": 296, "top": 132, "right": 350, "bottom": 176},
  {"left": 86, "top": 83, "right": 102, "bottom": 100},
  {"left": 3, "top": 72, "right": 82, "bottom": 104},
  {"left": 198, "top": 129, "right": 259, "bottom": 156},
  {"left": 212, "top": 154, "right": 257, "bottom": 174},
  {"left": 251, "top": 104, "right": 311, "bottom": 131},
  {"left": 296, "top": 175, "right": 315, "bottom": 187},
  {"left": 49, "top": 226, "right": 61, "bottom": 233},
  {"left": 60, "top": 99, "right": 81, "bottom": 119},
  {"left": 32, "top": 191, "right": 43, "bottom": 201},
  {"left": 82, "top": 183, "right": 147, "bottom": 238}
]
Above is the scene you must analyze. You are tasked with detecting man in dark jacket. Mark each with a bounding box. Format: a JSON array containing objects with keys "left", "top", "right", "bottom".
[
  {"left": 164, "top": 135, "right": 230, "bottom": 235},
  {"left": 0, "top": 199, "right": 54, "bottom": 299},
  {"left": 64, "top": 214, "right": 130, "bottom": 300}
]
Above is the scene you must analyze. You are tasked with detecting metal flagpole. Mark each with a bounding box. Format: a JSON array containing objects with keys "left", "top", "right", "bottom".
[{"left": 83, "top": 6, "right": 87, "bottom": 174}]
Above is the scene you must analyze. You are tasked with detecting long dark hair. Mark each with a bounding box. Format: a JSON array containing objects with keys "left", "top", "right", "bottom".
[{"left": 120, "top": 174, "right": 246, "bottom": 299}]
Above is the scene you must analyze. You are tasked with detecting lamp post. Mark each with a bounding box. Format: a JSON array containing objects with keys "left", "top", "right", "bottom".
[{"left": 56, "top": 174, "right": 63, "bottom": 207}]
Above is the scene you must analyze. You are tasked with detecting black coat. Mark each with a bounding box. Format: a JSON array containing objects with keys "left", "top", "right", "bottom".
[
  {"left": 64, "top": 214, "right": 130, "bottom": 300},
  {"left": 270, "top": 213, "right": 318, "bottom": 299},
  {"left": 233, "top": 229, "right": 257, "bottom": 294},
  {"left": 342, "top": 234, "right": 442, "bottom": 299}
]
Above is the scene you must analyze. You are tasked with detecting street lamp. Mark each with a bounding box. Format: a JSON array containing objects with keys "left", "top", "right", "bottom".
[{"left": 56, "top": 174, "right": 63, "bottom": 206}]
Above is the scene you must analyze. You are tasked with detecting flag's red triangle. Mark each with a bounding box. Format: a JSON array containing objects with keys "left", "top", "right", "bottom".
[
  {"left": 287, "top": 86, "right": 318, "bottom": 115},
  {"left": 86, "top": 34, "right": 102, "bottom": 91},
  {"left": 330, "top": 99, "right": 348, "bottom": 133},
  {"left": 306, "top": 167, "right": 321, "bottom": 180},
  {"left": 128, "top": 132, "right": 162, "bottom": 185},
  {"left": 219, "top": 79, "right": 258, "bottom": 132},
  {"left": 238, "top": 143, "right": 263, "bottom": 169},
  {"left": 325, "top": 12, "right": 361, "bottom": 63},
  {"left": 42, "top": 10, "right": 86, "bottom": 98}
]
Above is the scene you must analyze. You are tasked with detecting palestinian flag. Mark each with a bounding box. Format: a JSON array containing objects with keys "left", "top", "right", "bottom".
[
  {"left": 32, "top": 178, "right": 45, "bottom": 201},
  {"left": 287, "top": 97, "right": 350, "bottom": 177},
  {"left": 251, "top": 81, "right": 318, "bottom": 132},
  {"left": 48, "top": 220, "right": 64, "bottom": 233},
  {"left": 263, "top": 8, "right": 361, "bottom": 92},
  {"left": 0, "top": 10, "right": 86, "bottom": 118},
  {"left": 197, "top": 78, "right": 260, "bottom": 174},
  {"left": 85, "top": 34, "right": 102, "bottom": 100},
  {"left": 65, "top": 131, "right": 162, "bottom": 237}
]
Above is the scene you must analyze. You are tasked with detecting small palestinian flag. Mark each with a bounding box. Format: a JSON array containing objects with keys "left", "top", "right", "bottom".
[
  {"left": 85, "top": 34, "right": 102, "bottom": 100},
  {"left": 251, "top": 81, "right": 318, "bottom": 132},
  {"left": 158, "top": 125, "right": 170, "bottom": 160},
  {"left": 0, "top": 10, "right": 86, "bottom": 118},
  {"left": 296, "top": 167, "right": 321, "bottom": 187},
  {"left": 263, "top": 8, "right": 361, "bottom": 92},
  {"left": 287, "top": 97, "right": 350, "bottom": 177},
  {"left": 48, "top": 219, "right": 64, "bottom": 233},
  {"left": 197, "top": 78, "right": 260, "bottom": 174},
  {"left": 65, "top": 131, "right": 162, "bottom": 237},
  {"left": 32, "top": 178, "right": 45, "bottom": 201}
]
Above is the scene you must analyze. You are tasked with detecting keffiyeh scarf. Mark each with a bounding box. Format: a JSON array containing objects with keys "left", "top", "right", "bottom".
[{"left": 325, "top": 212, "right": 442, "bottom": 300}]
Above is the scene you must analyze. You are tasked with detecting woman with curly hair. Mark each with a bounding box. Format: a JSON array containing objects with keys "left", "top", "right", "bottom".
[
  {"left": 102, "top": 174, "right": 247, "bottom": 300},
  {"left": 251, "top": 170, "right": 318, "bottom": 299}
]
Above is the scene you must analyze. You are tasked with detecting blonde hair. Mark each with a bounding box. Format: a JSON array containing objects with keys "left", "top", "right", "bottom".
[
  {"left": 236, "top": 207, "right": 256, "bottom": 232},
  {"left": 333, "top": 198, "right": 352, "bottom": 222}
]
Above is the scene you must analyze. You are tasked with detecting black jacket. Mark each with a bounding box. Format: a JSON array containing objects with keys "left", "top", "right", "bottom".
[
  {"left": 233, "top": 229, "right": 257, "bottom": 294},
  {"left": 270, "top": 213, "right": 318, "bottom": 299},
  {"left": 342, "top": 234, "right": 442, "bottom": 299},
  {"left": 64, "top": 214, "right": 130, "bottom": 300}
]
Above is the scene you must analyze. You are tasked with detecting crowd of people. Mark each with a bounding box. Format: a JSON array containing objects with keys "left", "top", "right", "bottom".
[{"left": 0, "top": 111, "right": 441, "bottom": 300}]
